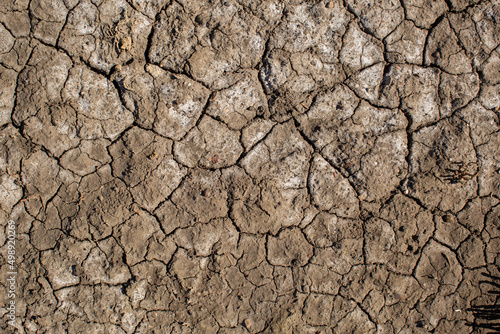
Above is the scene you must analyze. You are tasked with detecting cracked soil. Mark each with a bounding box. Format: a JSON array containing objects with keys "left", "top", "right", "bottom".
[{"left": 1, "top": 0, "right": 500, "bottom": 333}]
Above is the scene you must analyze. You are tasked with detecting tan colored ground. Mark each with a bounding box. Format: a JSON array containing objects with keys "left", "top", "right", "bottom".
[{"left": 1, "top": 0, "right": 500, "bottom": 333}]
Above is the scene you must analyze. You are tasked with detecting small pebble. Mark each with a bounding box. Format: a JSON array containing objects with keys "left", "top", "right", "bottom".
[
  {"left": 442, "top": 214, "right": 453, "bottom": 222},
  {"left": 244, "top": 319, "right": 252, "bottom": 330}
]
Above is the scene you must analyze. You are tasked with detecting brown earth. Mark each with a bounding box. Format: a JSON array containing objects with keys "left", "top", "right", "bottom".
[{"left": 1, "top": 0, "right": 500, "bottom": 333}]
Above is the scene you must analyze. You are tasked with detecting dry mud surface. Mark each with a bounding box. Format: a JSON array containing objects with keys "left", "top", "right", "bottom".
[{"left": 1, "top": 0, "right": 500, "bottom": 333}]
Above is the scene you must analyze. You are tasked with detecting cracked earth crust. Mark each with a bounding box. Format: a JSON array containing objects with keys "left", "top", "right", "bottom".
[{"left": 1, "top": 0, "right": 500, "bottom": 333}]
